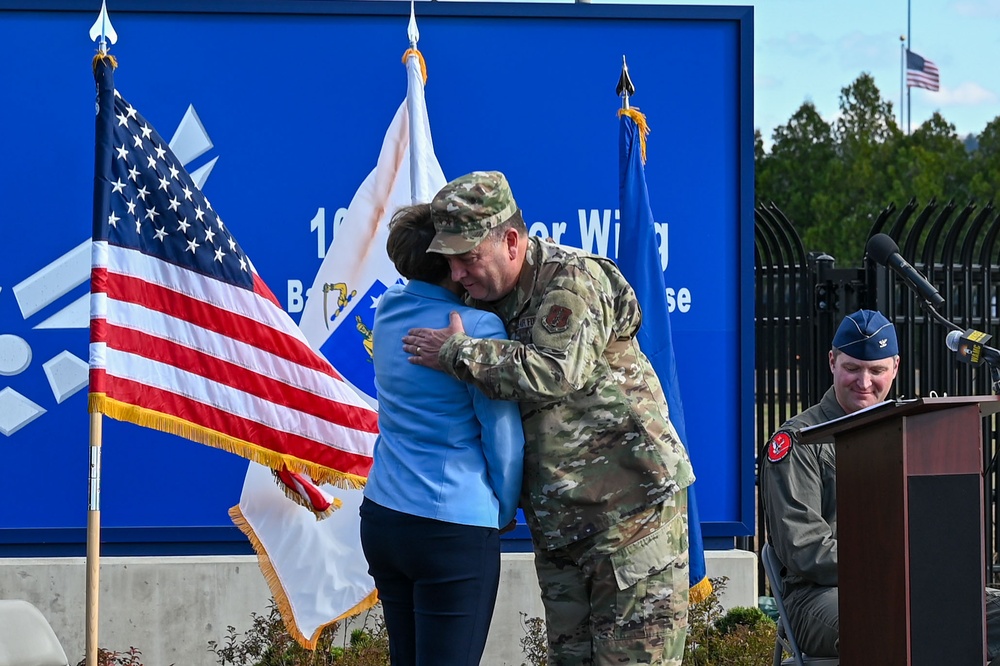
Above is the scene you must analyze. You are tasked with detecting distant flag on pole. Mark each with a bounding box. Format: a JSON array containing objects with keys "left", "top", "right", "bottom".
[
  {"left": 616, "top": 59, "right": 711, "bottom": 604},
  {"left": 906, "top": 49, "right": 940, "bottom": 92},
  {"left": 231, "top": 14, "right": 448, "bottom": 647},
  {"left": 88, "top": 58, "right": 377, "bottom": 491}
]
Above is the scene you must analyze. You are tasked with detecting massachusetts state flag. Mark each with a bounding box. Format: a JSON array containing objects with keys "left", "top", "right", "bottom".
[
  {"left": 617, "top": 107, "right": 711, "bottom": 604},
  {"left": 89, "top": 55, "right": 377, "bottom": 489},
  {"left": 906, "top": 49, "right": 940, "bottom": 92},
  {"left": 232, "top": 39, "right": 447, "bottom": 648},
  {"left": 298, "top": 56, "right": 445, "bottom": 391}
]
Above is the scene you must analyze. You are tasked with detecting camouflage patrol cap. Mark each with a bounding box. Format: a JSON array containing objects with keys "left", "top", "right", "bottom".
[{"left": 428, "top": 171, "right": 519, "bottom": 255}]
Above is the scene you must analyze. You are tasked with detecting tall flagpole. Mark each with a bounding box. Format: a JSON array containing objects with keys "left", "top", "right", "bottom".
[
  {"left": 900, "top": 36, "right": 906, "bottom": 130},
  {"left": 87, "top": 3, "right": 117, "bottom": 665},
  {"left": 907, "top": 0, "right": 912, "bottom": 135},
  {"left": 406, "top": 1, "right": 420, "bottom": 205}
]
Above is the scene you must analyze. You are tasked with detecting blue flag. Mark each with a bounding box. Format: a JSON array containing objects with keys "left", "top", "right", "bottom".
[{"left": 617, "top": 110, "right": 711, "bottom": 603}]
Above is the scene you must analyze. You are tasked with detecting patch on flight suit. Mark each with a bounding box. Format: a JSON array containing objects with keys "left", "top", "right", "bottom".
[
  {"left": 766, "top": 430, "right": 793, "bottom": 463},
  {"left": 541, "top": 304, "right": 573, "bottom": 334}
]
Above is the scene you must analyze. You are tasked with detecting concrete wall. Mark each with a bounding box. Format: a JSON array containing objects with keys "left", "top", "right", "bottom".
[{"left": 0, "top": 550, "right": 756, "bottom": 666}]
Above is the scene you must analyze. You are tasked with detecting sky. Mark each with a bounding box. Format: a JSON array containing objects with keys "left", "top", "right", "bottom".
[{"left": 593, "top": 0, "right": 1000, "bottom": 145}]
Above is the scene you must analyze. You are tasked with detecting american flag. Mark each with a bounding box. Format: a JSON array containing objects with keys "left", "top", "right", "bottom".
[
  {"left": 89, "top": 58, "right": 377, "bottom": 487},
  {"left": 906, "top": 49, "right": 940, "bottom": 92}
]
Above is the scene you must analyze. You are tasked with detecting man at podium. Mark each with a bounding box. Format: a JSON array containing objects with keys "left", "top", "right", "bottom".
[{"left": 759, "top": 309, "right": 1000, "bottom": 661}]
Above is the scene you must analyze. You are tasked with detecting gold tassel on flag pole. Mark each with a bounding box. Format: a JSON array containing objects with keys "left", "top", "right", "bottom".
[
  {"left": 616, "top": 55, "right": 648, "bottom": 164},
  {"left": 618, "top": 107, "right": 649, "bottom": 164}
]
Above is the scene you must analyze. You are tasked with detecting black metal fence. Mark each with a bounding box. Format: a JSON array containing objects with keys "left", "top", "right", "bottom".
[{"left": 754, "top": 198, "right": 1000, "bottom": 588}]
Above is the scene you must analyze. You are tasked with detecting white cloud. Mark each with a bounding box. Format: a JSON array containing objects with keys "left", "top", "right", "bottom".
[
  {"left": 837, "top": 30, "right": 902, "bottom": 69},
  {"left": 931, "top": 81, "right": 998, "bottom": 105},
  {"left": 755, "top": 73, "right": 781, "bottom": 90},
  {"left": 764, "top": 31, "right": 826, "bottom": 58},
  {"left": 951, "top": 0, "right": 1000, "bottom": 18}
]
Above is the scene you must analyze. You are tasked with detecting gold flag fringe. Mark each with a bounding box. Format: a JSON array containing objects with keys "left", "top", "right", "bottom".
[
  {"left": 402, "top": 48, "right": 428, "bottom": 84},
  {"left": 689, "top": 575, "right": 713, "bottom": 605},
  {"left": 272, "top": 469, "right": 341, "bottom": 520},
  {"left": 88, "top": 393, "right": 368, "bottom": 492},
  {"left": 92, "top": 52, "right": 118, "bottom": 76},
  {"left": 230, "top": 505, "right": 380, "bottom": 650},
  {"left": 617, "top": 107, "right": 649, "bottom": 164}
]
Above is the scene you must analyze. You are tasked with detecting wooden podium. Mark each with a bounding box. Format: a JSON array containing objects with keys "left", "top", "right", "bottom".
[{"left": 800, "top": 395, "right": 1000, "bottom": 666}]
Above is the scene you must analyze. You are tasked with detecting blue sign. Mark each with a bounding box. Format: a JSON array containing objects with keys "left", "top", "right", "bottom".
[{"left": 0, "top": 2, "right": 754, "bottom": 554}]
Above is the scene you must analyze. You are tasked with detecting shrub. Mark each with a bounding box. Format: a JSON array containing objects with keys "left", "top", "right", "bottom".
[
  {"left": 684, "top": 577, "right": 777, "bottom": 666},
  {"left": 208, "top": 598, "right": 388, "bottom": 666},
  {"left": 75, "top": 647, "right": 150, "bottom": 666},
  {"left": 713, "top": 605, "right": 773, "bottom": 636},
  {"left": 518, "top": 612, "right": 547, "bottom": 666}
]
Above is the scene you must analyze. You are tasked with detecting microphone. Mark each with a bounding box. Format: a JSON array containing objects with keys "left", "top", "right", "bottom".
[
  {"left": 945, "top": 329, "right": 1000, "bottom": 366},
  {"left": 866, "top": 233, "right": 945, "bottom": 308}
]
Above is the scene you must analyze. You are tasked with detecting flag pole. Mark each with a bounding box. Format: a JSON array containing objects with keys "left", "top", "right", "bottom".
[
  {"left": 617, "top": 55, "right": 634, "bottom": 111},
  {"left": 899, "top": 36, "right": 906, "bottom": 130},
  {"left": 406, "top": 1, "right": 420, "bottom": 205},
  {"left": 907, "top": 0, "right": 912, "bottom": 135},
  {"left": 87, "top": 4, "right": 118, "bottom": 665},
  {"left": 86, "top": 413, "right": 103, "bottom": 666}
]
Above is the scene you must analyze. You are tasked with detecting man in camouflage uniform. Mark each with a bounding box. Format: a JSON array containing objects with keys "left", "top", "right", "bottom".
[{"left": 404, "top": 171, "right": 695, "bottom": 665}]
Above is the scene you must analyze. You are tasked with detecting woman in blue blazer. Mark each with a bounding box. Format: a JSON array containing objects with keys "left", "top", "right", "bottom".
[{"left": 360, "top": 203, "right": 525, "bottom": 666}]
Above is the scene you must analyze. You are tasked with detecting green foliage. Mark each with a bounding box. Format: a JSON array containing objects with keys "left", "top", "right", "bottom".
[
  {"left": 518, "top": 611, "right": 547, "bottom": 666},
  {"left": 756, "top": 71, "right": 1000, "bottom": 264},
  {"left": 684, "top": 577, "right": 777, "bottom": 666},
  {"left": 969, "top": 116, "right": 1000, "bottom": 202},
  {"left": 75, "top": 647, "right": 151, "bottom": 666},
  {"left": 713, "top": 606, "right": 773, "bottom": 636},
  {"left": 208, "top": 599, "right": 388, "bottom": 666}
]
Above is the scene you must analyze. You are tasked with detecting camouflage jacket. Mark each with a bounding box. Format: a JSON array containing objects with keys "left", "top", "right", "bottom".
[{"left": 439, "top": 237, "right": 695, "bottom": 550}]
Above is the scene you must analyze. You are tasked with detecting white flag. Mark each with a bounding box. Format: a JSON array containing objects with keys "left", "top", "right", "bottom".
[{"left": 231, "top": 46, "right": 447, "bottom": 647}]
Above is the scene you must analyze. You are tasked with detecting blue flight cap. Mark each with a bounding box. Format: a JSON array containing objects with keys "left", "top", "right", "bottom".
[{"left": 832, "top": 310, "right": 898, "bottom": 360}]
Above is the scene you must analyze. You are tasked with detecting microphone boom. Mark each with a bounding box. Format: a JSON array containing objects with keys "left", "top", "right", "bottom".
[{"left": 866, "top": 233, "right": 945, "bottom": 308}]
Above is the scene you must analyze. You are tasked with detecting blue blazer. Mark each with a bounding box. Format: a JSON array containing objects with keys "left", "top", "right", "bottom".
[{"left": 363, "top": 280, "right": 524, "bottom": 528}]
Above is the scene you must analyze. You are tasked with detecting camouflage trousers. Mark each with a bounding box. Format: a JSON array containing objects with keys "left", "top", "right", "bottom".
[{"left": 533, "top": 489, "right": 689, "bottom": 666}]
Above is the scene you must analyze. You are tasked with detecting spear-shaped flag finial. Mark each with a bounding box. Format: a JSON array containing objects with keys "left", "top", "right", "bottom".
[
  {"left": 89, "top": 0, "right": 118, "bottom": 55},
  {"left": 408, "top": 0, "right": 420, "bottom": 49},
  {"left": 617, "top": 54, "right": 635, "bottom": 110}
]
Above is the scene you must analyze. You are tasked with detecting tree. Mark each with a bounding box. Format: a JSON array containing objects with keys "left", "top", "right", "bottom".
[
  {"left": 969, "top": 116, "right": 1000, "bottom": 203},
  {"left": 756, "top": 102, "right": 835, "bottom": 237},
  {"left": 803, "top": 74, "right": 902, "bottom": 263},
  {"left": 756, "top": 71, "right": 1000, "bottom": 264},
  {"left": 888, "top": 113, "right": 970, "bottom": 207}
]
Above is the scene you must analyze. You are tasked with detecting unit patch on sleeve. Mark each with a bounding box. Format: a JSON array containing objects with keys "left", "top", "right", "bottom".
[
  {"left": 541, "top": 304, "right": 572, "bottom": 334},
  {"left": 766, "top": 430, "right": 793, "bottom": 463}
]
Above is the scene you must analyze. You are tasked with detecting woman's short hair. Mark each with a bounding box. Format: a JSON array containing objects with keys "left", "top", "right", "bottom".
[{"left": 385, "top": 204, "right": 450, "bottom": 283}]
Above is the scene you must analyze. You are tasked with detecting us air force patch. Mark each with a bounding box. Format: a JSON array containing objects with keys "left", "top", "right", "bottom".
[
  {"left": 541, "top": 304, "right": 572, "bottom": 333},
  {"left": 767, "top": 430, "right": 793, "bottom": 463}
]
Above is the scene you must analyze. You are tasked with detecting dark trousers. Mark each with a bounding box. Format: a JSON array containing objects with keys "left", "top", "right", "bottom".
[{"left": 359, "top": 498, "right": 501, "bottom": 666}]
